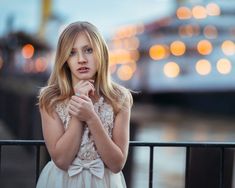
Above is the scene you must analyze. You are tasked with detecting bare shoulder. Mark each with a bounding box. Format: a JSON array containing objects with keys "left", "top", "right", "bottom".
[{"left": 119, "top": 87, "right": 133, "bottom": 111}]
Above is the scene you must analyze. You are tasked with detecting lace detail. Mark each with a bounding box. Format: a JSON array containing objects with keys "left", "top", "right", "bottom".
[
  {"left": 55, "top": 97, "right": 114, "bottom": 161},
  {"left": 55, "top": 102, "right": 71, "bottom": 129}
]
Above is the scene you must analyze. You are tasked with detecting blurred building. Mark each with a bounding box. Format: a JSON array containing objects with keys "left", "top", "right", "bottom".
[{"left": 108, "top": 0, "right": 235, "bottom": 93}]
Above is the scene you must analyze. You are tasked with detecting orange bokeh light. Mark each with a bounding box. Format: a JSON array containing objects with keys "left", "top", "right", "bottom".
[
  {"left": 35, "top": 57, "right": 48, "bottom": 72},
  {"left": 217, "top": 58, "right": 232, "bottom": 74},
  {"left": 149, "top": 45, "right": 168, "bottom": 60},
  {"left": 197, "top": 40, "right": 213, "bottom": 55},
  {"left": 206, "top": 3, "right": 220, "bottom": 16},
  {"left": 117, "top": 65, "right": 134, "bottom": 81},
  {"left": 170, "top": 41, "right": 186, "bottom": 56},
  {"left": 176, "top": 6, "right": 192, "bottom": 20},
  {"left": 195, "top": 59, "right": 211, "bottom": 75},
  {"left": 221, "top": 40, "right": 235, "bottom": 56},
  {"left": 163, "top": 62, "right": 180, "bottom": 78},
  {"left": 192, "top": 5, "right": 207, "bottom": 19},
  {"left": 22, "top": 44, "right": 34, "bottom": 59}
]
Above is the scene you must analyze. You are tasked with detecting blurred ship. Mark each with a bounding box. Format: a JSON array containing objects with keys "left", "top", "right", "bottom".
[{"left": 107, "top": 0, "right": 235, "bottom": 115}]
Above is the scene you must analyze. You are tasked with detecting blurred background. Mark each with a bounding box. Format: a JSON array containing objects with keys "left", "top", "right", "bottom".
[{"left": 1, "top": 0, "right": 235, "bottom": 187}]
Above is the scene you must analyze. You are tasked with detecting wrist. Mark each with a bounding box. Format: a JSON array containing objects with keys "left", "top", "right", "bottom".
[{"left": 86, "top": 113, "right": 99, "bottom": 126}]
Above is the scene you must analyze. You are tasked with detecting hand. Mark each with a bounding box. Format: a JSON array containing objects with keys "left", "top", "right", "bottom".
[
  {"left": 68, "top": 94, "right": 96, "bottom": 122},
  {"left": 74, "top": 80, "right": 95, "bottom": 97}
]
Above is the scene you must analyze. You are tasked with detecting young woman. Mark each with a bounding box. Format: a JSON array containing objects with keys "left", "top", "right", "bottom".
[{"left": 36, "top": 21, "right": 133, "bottom": 188}]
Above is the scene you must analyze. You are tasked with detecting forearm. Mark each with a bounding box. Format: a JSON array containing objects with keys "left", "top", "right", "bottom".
[
  {"left": 87, "top": 115, "right": 126, "bottom": 172},
  {"left": 52, "top": 117, "right": 83, "bottom": 170}
]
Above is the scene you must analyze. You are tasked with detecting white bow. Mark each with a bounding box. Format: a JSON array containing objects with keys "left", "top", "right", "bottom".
[{"left": 68, "top": 158, "right": 104, "bottom": 179}]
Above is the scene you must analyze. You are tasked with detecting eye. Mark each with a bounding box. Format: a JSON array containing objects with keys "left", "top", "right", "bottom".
[
  {"left": 69, "top": 50, "right": 77, "bottom": 57},
  {"left": 84, "top": 47, "right": 93, "bottom": 54}
]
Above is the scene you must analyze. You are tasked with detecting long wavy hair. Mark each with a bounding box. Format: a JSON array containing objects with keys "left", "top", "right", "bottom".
[{"left": 38, "top": 21, "right": 132, "bottom": 114}]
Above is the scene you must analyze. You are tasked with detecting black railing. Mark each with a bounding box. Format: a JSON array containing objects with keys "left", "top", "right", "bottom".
[{"left": 1, "top": 140, "right": 235, "bottom": 188}]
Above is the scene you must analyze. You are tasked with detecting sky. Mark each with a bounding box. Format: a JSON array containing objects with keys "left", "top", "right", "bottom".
[{"left": 0, "top": 0, "right": 175, "bottom": 40}]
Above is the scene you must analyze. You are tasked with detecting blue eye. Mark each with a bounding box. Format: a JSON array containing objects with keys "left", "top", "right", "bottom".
[{"left": 85, "top": 47, "right": 93, "bottom": 54}]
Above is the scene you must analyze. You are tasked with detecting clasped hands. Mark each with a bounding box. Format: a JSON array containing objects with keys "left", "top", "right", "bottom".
[{"left": 68, "top": 80, "right": 96, "bottom": 122}]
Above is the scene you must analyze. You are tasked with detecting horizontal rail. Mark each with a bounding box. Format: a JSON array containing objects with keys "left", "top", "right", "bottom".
[
  {"left": 1, "top": 140, "right": 235, "bottom": 188},
  {"left": 1, "top": 140, "right": 235, "bottom": 147}
]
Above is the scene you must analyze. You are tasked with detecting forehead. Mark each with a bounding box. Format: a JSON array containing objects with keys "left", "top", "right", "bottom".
[{"left": 72, "top": 32, "right": 91, "bottom": 48}]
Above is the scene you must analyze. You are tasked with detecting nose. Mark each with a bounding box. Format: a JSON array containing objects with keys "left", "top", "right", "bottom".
[{"left": 77, "top": 53, "right": 87, "bottom": 64}]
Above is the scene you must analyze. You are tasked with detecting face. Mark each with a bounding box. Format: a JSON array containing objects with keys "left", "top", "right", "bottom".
[{"left": 66, "top": 32, "right": 98, "bottom": 85}]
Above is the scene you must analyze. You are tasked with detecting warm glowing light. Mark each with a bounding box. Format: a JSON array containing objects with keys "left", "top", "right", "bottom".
[
  {"left": 178, "top": 24, "right": 200, "bottom": 37},
  {"left": 35, "top": 57, "right": 48, "bottom": 72},
  {"left": 221, "top": 40, "right": 235, "bottom": 56},
  {"left": 170, "top": 41, "right": 186, "bottom": 56},
  {"left": 179, "top": 25, "right": 192, "bottom": 37},
  {"left": 203, "top": 25, "right": 218, "bottom": 39},
  {"left": 197, "top": 40, "right": 213, "bottom": 55},
  {"left": 149, "top": 45, "right": 168, "bottom": 60},
  {"left": 109, "top": 49, "right": 133, "bottom": 64},
  {"left": 130, "top": 50, "right": 140, "bottom": 61},
  {"left": 195, "top": 59, "right": 211, "bottom": 75},
  {"left": 163, "top": 62, "right": 180, "bottom": 78},
  {"left": 22, "top": 44, "right": 34, "bottom": 59},
  {"left": 117, "top": 65, "right": 134, "bottom": 80},
  {"left": 192, "top": 5, "right": 207, "bottom": 19},
  {"left": 123, "top": 37, "right": 140, "bottom": 50},
  {"left": 217, "top": 58, "right": 232, "bottom": 74},
  {"left": 112, "top": 39, "right": 122, "bottom": 49},
  {"left": 206, "top": 3, "right": 220, "bottom": 16},
  {"left": 176, "top": 6, "right": 192, "bottom": 19},
  {"left": 114, "top": 25, "right": 140, "bottom": 39}
]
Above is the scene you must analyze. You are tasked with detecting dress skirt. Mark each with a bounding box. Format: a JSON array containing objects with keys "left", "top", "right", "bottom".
[{"left": 36, "top": 161, "right": 127, "bottom": 188}]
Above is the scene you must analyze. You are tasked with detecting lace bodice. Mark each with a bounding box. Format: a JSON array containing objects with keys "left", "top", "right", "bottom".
[{"left": 55, "top": 97, "right": 114, "bottom": 161}]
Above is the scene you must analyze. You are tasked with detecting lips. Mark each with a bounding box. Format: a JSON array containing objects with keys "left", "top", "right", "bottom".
[{"left": 77, "top": 67, "right": 89, "bottom": 73}]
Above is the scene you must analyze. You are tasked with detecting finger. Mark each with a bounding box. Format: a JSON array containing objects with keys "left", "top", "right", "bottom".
[
  {"left": 87, "top": 82, "right": 95, "bottom": 96},
  {"left": 70, "top": 99, "right": 79, "bottom": 107},
  {"left": 71, "top": 95, "right": 81, "bottom": 102},
  {"left": 68, "top": 108, "right": 78, "bottom": 117},
  {"left": 78, "top": 94, "right": 91, "bottom": 102},
  {"left": 69, "top": 104, "right": 78, "bottom": 112}
]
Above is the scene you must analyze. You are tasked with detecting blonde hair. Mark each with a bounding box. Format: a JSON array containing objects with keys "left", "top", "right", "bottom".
[{"left": 39, "top": 21, "right": 132, "bottom": 114}]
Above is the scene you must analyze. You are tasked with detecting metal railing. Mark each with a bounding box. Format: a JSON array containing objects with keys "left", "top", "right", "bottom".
[{"left": 1, "top": 140, "right": 235, "bottom": 188}]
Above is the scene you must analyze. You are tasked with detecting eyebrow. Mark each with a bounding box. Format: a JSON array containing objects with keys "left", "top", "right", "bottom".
[{"left": 71, "top": 44, "right": 91, "bottom": 50}]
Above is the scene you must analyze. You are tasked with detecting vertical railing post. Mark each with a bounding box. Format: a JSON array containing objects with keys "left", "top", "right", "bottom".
[
  {"left": 185, "top": 146, "right": 190, "bottom": 188},
  {"left": 219, "top": 147, "right": 224, "bottom": 188},
  {"left": 0, "top": 145, "right": 2, "bottom": 177},
  {"left": 149, "top": 146, "right": 154, "bottom": 188},
  {"left": 35, "top": 145, "right": 41, "bottom": 185}
]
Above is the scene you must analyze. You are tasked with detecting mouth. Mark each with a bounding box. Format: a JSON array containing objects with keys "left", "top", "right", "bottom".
[{"left": 77, "top": 67, "right": 90, "bottom": 73}]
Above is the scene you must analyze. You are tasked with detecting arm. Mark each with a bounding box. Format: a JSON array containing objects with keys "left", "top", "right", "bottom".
[
  {"left": 76, "top": 94, "right": 132, "bottom": 173},
  {"left": 40, "top": 107, "right": 83, "bottom": 171},
  {"left": 41, "top": 80, "right": 95, "bottom": 170}
]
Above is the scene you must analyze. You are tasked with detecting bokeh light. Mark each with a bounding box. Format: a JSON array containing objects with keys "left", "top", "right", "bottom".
[
  {"left": 149, "top": 44, "right": 168, "bottom": 60},
  {"left": 170, "top": 40, "right": 186, "bottom": 56},
  {"left": 217, "top": 58, "right": 232, "bottom": 74},
  {"left": 197, "top": 40, "right": 213, "bottom": 55},
  {"left": 195, "top": 59, "right": 211, "bottom": 75},
  {"left": 163, "top": 62, "right": 180, "bottom": 78},
  {"left": 206, "top": 3, "right": 220, "bottom": 16},
  {"left": 221, "top": 40, "right": 235, "bottom": 56},
  {"left": 117, "top": 64, "right": 134, "bottom": 80},
  {"left": 22, "top": 44, "right": 34, "bottom": 59},
  {"left": 176, "top": 6, "right": 192, "bottom": 20},
  {"left": 192, "top": 5, "right": 207, "bottom": 19}
]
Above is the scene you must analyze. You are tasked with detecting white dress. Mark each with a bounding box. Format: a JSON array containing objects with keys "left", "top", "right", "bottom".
[{"left": 36, "top": 97, "right": 127, "bottom": 188}]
